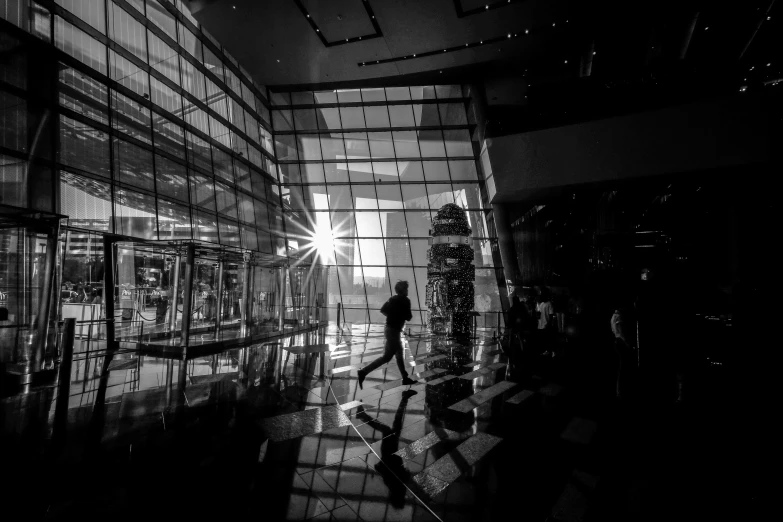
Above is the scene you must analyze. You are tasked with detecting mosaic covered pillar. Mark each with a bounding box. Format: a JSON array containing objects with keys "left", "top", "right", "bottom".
[{"left": 426, "top": 204, "right": 476, "bottom": 336}]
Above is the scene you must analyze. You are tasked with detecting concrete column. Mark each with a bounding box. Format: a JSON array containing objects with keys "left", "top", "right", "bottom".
[{"left": 491, "top": 203, "right": 520, "bottom": 294}]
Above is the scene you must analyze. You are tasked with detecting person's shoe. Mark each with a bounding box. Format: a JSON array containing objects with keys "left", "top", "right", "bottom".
[
  {"left": 358, "top": 370, "right": 366, "bottom": 390},
  {"left": 401, "top": 389, "right": 418, "bottom": 398},
  {"left": 401, "top": 377, "right": 417, "bottom": 386},
  {"left": 541, "top": 351, "right": 550, "bottom": 357}
]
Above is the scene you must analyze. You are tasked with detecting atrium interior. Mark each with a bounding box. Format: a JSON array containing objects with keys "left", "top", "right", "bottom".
[{"left": 0, "top": 0, "right": 778, "bottom": 520}]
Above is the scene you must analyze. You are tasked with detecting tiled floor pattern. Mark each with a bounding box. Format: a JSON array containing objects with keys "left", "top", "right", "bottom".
[{"left": 15, "top": 325, "right": 605, "bottom": 521}]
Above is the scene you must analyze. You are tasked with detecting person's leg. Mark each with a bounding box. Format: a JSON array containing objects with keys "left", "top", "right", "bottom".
[
  {"left": 393, "top": 340, "right": 409, "bottom": 378},
  {"left": 358, "top": 330, "right": 395, "bottom": 388}
]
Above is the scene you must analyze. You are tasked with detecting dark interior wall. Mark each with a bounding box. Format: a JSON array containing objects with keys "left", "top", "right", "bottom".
[{"left": 487, "top": 91, "right": 779, "bottom": 203}]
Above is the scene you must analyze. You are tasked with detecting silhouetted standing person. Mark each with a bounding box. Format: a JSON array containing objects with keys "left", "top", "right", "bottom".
[
  {"left": 358, "top": 281, "right": 417, "bottom": 389},
  {"left": 537, "top": 289, "right": 556, "bottom": 357},
  {"left": 611, "top": 306, "right": 636, "bottom": 401}
]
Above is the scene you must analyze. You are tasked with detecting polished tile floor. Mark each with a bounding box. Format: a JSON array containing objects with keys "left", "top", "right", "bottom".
[{"left": 1, "top": 324, "right": 757, "bottom": 521}]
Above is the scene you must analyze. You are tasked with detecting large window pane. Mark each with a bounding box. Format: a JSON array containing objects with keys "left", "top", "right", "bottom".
[
  {"left": 181, "top": 59, "right": 206, "bottom": 102},
  {"left": 107, "top": 2, "right": 147, "bottom": 62},
  {"left": 146, "top": 0, "right": 176, "bottom": 34},
  {"left": 178, "top": 22, "right": 202, "bottom": 61},
  {"left": 0, "top": 154, "right": 26, "bottom": 207},
  {"left": 111, "top": 90, "right": 151, "bottom": 143},
  {"left": 385, "top": 87, "right": 411, "bottom": 101},
  {"left": 114, "top": 187, "right": 157, "bottom": 239},
  {"left": 293, "top": 108, "right": 318, "bottom": 130},
  {"left": 443, "top": 129, "right": 473, "bottom": 157},
  {"left": 193, "top": 209, "right": 217, "bottom": 242},
  {"left": 202, "top": 46, "right": 226, "bottom": 83},
  {"left": 59, "top": 171, "right": 113, "bottom": 230},
  {"left": 322, "top": 163, "right": 348, "bottom": 185},
  {"left": 363, "top": 106, "right": 390, "bottom": 128},
  {"left": 392, "top": 131, "right": 420, "bottom": 158},
  {"left": 156, "top": 198, "right": 192, "bottom": 240},
  {"left": 297, "top": 135, "right": 322, "bottom": 160},
  {"left": 414, "top": 104, "right": 440, "bottom": 126},
  {"left": 324, "top": 184, "right": 351, "bottom": 211},
  {"left": 388, "top": 105, "right": 415, "bottom": 127},
  {"left": 155, "top": 154, "right": 189, "bottom": 202},
  {"left": 453, "top": 183, "right": 483, "bottom": 208},
  {"left": 190, "top": 171, "right": 215, "bottom": 211},
  {"left": 275, "top": 135, "right": 297, "bottom": 161},
  {"left": 110, "top": 49, "right": 149, "bottom": 97},
  {"left": 58, "top": 66, "right": 108, "bottom": 125},
  {"left": 301, "top": 163, "right": 325, "bottom": 184},
  {"left": 320, "top": 134, "right": 346, "bottom": 161},
  {"left": 336, "top": 89, "right": 362, "bottom": 103},
  {"left": 153, "top": 113, "right": 185, "bottom": 159},
  {"left": 314, "top": 91, "right": 337, "bottom": 104},
  {"left": 435, "top": 85, "right": 463, "bottom": 98},
  {"left": 339, "top": 106, "right": 365, "bottom": 129},
  {"left": 347, "top": 162, "right": 374, "bottom": 184},
  {"left": 55, "top": 0, "right": 105, "bottom": 33},
  {"left": 368, "top": 132, "right": 394, "bottom": 159},
  {"left": 448, "top": 160, "right": 479, "bottom": 181},
  {"left": 149, "top": 75, "right": 180, "bottom": 116},
  {"left": 185, "top": 131, "right": 212, "bottom": 172},
  {"left": 422, "top": 160, "right": 450, "bottom": 181},
  {"left": 55, "top": 17, "right": 107, "bottom": 74},
  {"left": 148, "top": 32, "right": 180, "bottom": 85},
  {"left": 372, "top": 162, "right": 399, "bottom": 180},
  {"left": 361, "top": 88, "right": 386, "bottom": 102},
  {"left": 410, "top": 86, "right": 436, "bottom": 100},
  {"left": 58, "top": 115, "right": 110, "bottom": 178},
  {"left": 418, "top": 129, "right": 446, "bottom": 157},
  {"left": 397, "top": 161, "right": 424, "bottom": 182},
  {"left": 113, "top": 138, "right": 154, "bottom": 191},
  {"left": 438, "top": 103, "right": 468, "bottom": 126},
  {"left": 401, "top": 184, "right": 430, "bottom": 209},
  {"left": 343, "top": 132, "right": 370, "bottom": 160},
  {"left": 316, "top": 107, "right": 342, "bottom": 130},
  {"left": 215, "top": 181, "right": 238, "bottom": 219},
  {"left": 272, "top": 110, "right": 293, "bottom": 131},
  {"left": 425, "top": 182, "right": 455, "bottom": 208},
  {"left": 278, "top": 163, "right": 300, "bottom": 184},
  {"left": 209, "top": 116, "right": 231, "bottom": 148},
  {"left": 235, "top": 162, "right": 252, "bottom": 192}
]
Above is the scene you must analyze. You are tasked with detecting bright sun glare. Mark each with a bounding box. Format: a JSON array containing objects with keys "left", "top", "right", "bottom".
[{"left": 309, "top": 221, "right": 335, "bottom": 262}]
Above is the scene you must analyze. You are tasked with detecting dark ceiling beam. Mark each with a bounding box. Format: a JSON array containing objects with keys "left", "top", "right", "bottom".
[
  {"left": 739, "top": 0, "right": 776, "bottom": 61},
  {"left": 452, "top": 0, "right": 523, "bottom": 18},
  {"left": 680, "top": 11, "right": 700, "bottom": 59}
]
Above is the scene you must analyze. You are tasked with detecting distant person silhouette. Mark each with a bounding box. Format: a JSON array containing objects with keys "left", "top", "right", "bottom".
[{"left": 358, "top": 281, "right": 416, "bottom": 389}]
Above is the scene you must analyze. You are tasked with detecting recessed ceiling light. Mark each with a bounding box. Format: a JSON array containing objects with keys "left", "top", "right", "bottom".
[
  {"left": 276, "top": 59, "right": 280, "bottom": 62},
  {"left": 485, "top": 5, "right": 489, "bottom": 9},
  {"left": 306, "top": 14, "right": 309, "bottom": 17},
  {"left": 316, "top": 29, "right": 319, "bottom": 32}
]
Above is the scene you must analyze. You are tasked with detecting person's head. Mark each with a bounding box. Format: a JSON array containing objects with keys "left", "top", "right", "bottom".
[
  {"left": 512, "top": 295, "right": 521, "bottom": 305},
  {"left": 394, "top": 280, "right": 409, "bottom": 297}
]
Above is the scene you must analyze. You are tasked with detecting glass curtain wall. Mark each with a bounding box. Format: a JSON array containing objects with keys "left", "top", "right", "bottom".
[
  {"left": 0, "top": 0, "right": 331, "bottom": 343},
  {"left": 272, "top": 87, "right": 504, "bottom": 326}
]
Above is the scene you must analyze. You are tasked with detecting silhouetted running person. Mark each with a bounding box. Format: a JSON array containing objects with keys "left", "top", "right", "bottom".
[
  {"left": 355, "top": 389, "right": 417, "bottom": 508},
  {"left": 358, "top": 281, "right": 417, "bottom": 389}
]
